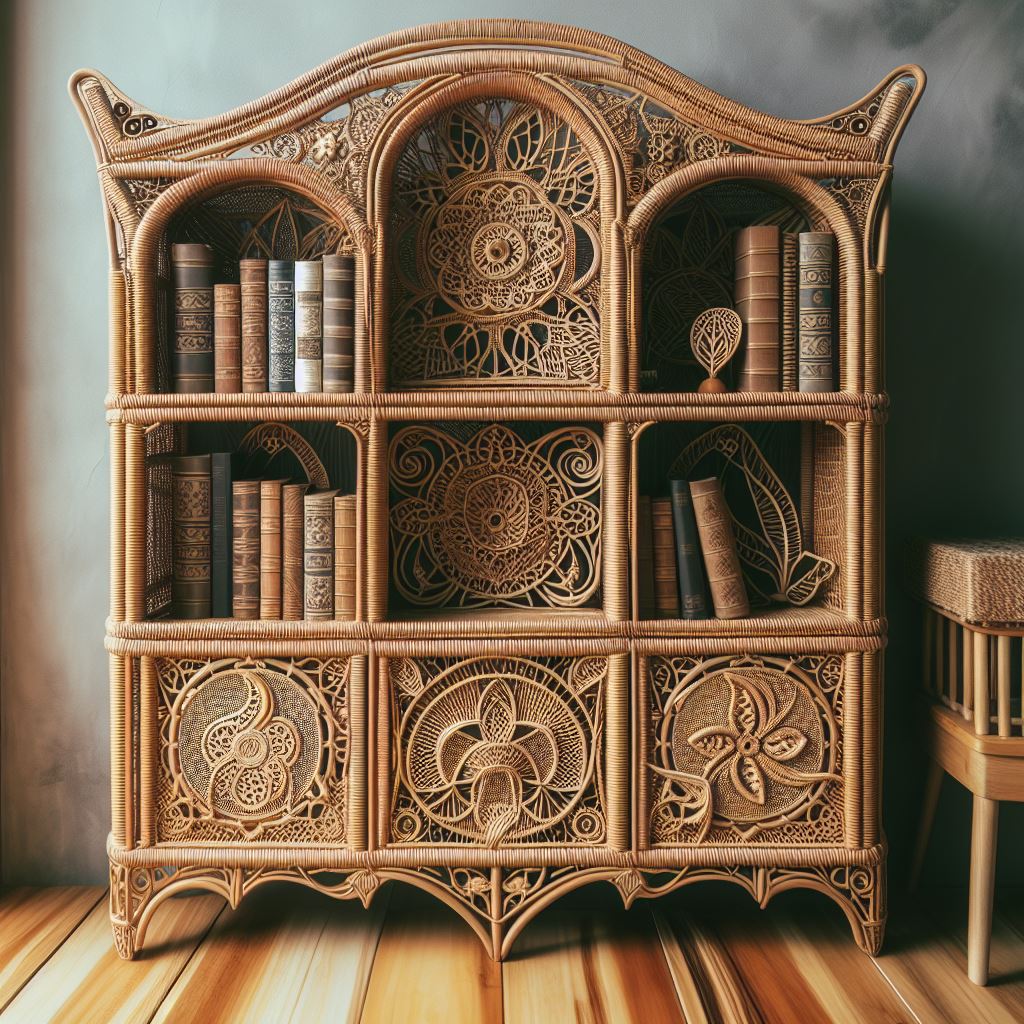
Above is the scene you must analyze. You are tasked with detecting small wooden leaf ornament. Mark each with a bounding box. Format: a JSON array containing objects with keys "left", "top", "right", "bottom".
[{"left": 690, "top": 307, "right": 742, "bottom": 393}]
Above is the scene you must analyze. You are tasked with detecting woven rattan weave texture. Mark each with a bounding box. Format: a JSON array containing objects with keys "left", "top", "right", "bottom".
[{"left": 72, "top": 20, "right": 922, "bottom": 960}]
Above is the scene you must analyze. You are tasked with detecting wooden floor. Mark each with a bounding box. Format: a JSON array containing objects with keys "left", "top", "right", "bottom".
[{"left": 0, "top": 884, "right": 1020, "bottom": 1023}]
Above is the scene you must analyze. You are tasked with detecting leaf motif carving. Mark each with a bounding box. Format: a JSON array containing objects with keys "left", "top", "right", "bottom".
[{"left": 761, "top": 727, "right": 807, "bottom": 761}]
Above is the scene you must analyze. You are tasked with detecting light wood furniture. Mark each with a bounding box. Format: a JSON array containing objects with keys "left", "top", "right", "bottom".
[
  {"left": 908, "top": 538, "right": 1024, "bottom": 986},
  {"left": 70, "top": 21, "right": 923, "bottom": 961}
]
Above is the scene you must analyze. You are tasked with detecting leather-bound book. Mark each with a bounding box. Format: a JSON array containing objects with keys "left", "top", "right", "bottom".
[
  {"left": 734, "top": 225, "right": 780, "bottom": 392},
  {"left": 260, "top": 479, "right": 288, "bottom": 619},
  {"left": 690, "top": 478, "right": 750, "bottom": 619},
  {"left": 171, "top": 454, "right": 211, "bottom": 618},
  {"left": 231, "top": 480, "right": 261, "bottom": 619},
  {"left": 781, "top": 232, "right": 799, "bottom": 392},
  {"left": 294, "top": 260, "right": 324, "bottom": 392},
  {"left": 213, "top": 284, "right": 242, "bottom": 393},
  {"left": 636, "top": 495, "right": 657, "bottom": 619},
  {"left": 210, "top": 452, "right": 237, "bottom": 618},
  {"left": 798, "top": 231, "right": 837, "bottom": 392},
  {"left": 171, "top": 243, "right": 215, "bottom": 393},
  {"left": 240, "top": 259, "right": 268, "bottom": 392},
  {"left": 304, "top": 490, "right": 339, "bottom": 620},
  {"left": 268, "top": 260, "right": 295, "bottom": 393},
  {"left": 651, "top": 497, "right": 680, "bottom": 619},
  {"left": 334, "top": 494, "right": 357, "bottom": 621},
  {"left": 323, "top": 254, "right": 355, "bottom": 393},
  {"left": 669, "top": 479, "right": 708, "bottom": 620},
  {"left": 282, "top": 483, "right": 309, "bottom": 620}
]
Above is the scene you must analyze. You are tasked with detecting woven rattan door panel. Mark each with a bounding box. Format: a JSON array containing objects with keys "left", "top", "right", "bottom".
[
  {"left": 146, "top": 656, "right": 357, "bottom": 846},
  {"left": 75, "top": 20, "right": 921, "bottom": 960}
]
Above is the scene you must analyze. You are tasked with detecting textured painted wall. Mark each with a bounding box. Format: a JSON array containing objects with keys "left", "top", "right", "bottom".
[{"left": 2, "top": 0, "right": 1022, "bottom": 884}]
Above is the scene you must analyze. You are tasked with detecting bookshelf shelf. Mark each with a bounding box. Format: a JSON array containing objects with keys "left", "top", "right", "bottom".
[{"left": 73, "top": 20, "right": 922, "bottom": 963}]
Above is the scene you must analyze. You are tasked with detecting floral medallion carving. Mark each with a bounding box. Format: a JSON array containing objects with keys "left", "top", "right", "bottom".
[
  {"left": 156, "top": 657, "right": 350, "bottom": 842},
  {"left": 389, "top": 424, "right": 602, "bottom": 608},
  {"left": 648, "top": 654, "right": 843, "bottom": 843},
  {"left": 390, "top": 99, "right": 602, "bottom": 386},
  {"left": 389, "top": 655, "right": 607, "bottom": 847}
]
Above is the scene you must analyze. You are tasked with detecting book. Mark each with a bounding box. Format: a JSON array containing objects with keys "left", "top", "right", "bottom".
[
  {"left": 210, "top": 452, "right": 236, "bottom": 618},
  {"left": 669, "top": 479, "right": 708, "bottom": 619},
  {"left": 781, "top": 231, "right": 798, "bottom": 392},
  {"left": 240, "top": 259, "right": 269, "bottom": 392},
  {"left": 798, "top": 231, "right": 837, "bottom": 392},
  {"left": 690, "top": 477, "right": 750, "bottom": 619},
  {"left": 651, "top": 497, "right": 680, "bottom": 618},
  {"left": 323, "top": 254, "right": 355, "bottom": 393},
  {"left": 334, "top": 494, "right": 357, "bottom": 621},
  {"left": 294, "top": 260, "right": 324, "bottom": 392},
  {"left": 231, "top": 480, "right": 261, "bottom": 619},
  {"left": 282, "top": 483, "right": 309, "bottom": 620},
  {"left": 734, "top": 225, "right": 780, "bottom": 392},
  {"left": 171, "top": 454, "right": 211, "bottom": 618},
  {"left": 636, "top": 495, "right": 657, "bottom": 619},
  {"left": 213, "top": 284, "right": 242, "bottom": 393},
  {"left": 171, "top": 243, "right": 215, "bottom": 393},
  {"left": 260, "top": 479, "right": 288, "bottom": 619},
  {"left": 268, "top": 260, "right": 295, "bottom": 392},
  {"left": 304, "top": 490, "right": 339, "bottom": 620}
]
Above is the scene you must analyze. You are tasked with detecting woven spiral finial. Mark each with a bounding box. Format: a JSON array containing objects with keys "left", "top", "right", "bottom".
[{"left": 689, "top": 307, "right": 742, "bottom": 393}]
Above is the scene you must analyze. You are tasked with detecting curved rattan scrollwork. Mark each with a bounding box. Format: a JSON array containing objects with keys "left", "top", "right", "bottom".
[
  {"left": 647, "top": 653, "right": 843, "bottom": 844},
  {"left": 389, "top": 98, "right": 602, "bottom": 387},
  {"left": 155, "top": 657, "right": 350, "bottom": 843},
  {"left": 671, "top": 424, "right": 837, "bottom": 606},
  {"left": 388, "top": 655, "right": 607, "bottom": 847},
  {"left": 239, "top": 422, "right": 330, "bottom": 488},
  {"left": 389, "top": 423, "right": 602, "bottom": 609}
]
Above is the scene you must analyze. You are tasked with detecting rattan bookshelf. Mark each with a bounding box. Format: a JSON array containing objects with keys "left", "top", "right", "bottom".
[{"left": 71, "top": 21, "right": 923, "bottom": 960}]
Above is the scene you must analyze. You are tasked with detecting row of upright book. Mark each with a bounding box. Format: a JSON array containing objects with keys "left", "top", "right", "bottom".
[
  {"left": 734, "top": 226, "right": 836, "bottom": 393},
  {"left": 171, "top": 245, "right": 355, "bottom": 394},
  {"left": 172, "top": 454, "right": 356, "bottom": 620},
  {"left": 637, "top": 478, "right": 750, "bottom": 620}
]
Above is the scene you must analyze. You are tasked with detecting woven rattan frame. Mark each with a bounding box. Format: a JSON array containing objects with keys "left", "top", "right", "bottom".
[{"left": 72, "top": 20, "right": 922, "bottom": 961}]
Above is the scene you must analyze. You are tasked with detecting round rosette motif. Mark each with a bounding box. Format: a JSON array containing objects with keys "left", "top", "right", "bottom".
[{"left": 424, "top": 177, "right": 568, "bottom": 318}]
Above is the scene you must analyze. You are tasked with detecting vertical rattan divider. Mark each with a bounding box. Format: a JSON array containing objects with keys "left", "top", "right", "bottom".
[{"left": 72, "top": 21, "right": 922, "bottom": 961}]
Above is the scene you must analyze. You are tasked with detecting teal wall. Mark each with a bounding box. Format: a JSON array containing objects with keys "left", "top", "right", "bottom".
[{"left": 2, "top": 0, "right": 1022, "bottom": 886}]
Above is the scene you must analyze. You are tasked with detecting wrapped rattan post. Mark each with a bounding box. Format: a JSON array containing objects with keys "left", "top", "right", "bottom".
[
  {"left": 844, "top": 423, "right": 865, "bottom": 618},
  {"left": 365, "top": 418, "right": 387, "bottom": 621},
  {"left": 863, "top": 422, "right": 880, "bottom": 621},
  {"left": 974, "top": 631, "right": 990, "bottom": 736},
  {"left": 124, "top": 424, "right": 146, "bottom": 621},
  {"left": 861, "top": 649, "right": 880, "bottom": 848},
  {"left": 109, "top": 268, "right": 127, "bottom": 395},
  {"left": 844, "top": 651, "right": 863, "bottom": 849},
  {"left": 110, "top": 421, "right": 125, "bottom": 622},
  {"left": 375, "top": 653, "right": 390, "bottom": 849},
  {"left": 633, "top": 650, "right": 648, "bottom": 851},
  {"left": 138, "top": 657, "right": 157, "bottom": 846},
  {"left": 606, "top": 653, "right": 629, "bottom": 850},
  {"left": 348, "top": 655, "right": 368, "bottom": 850},
  {"left": 604, "top": 422, "right": 629, "bottom": 622},
  {"left": 109, "top": 654, "right": 127, "bottom": 847}
]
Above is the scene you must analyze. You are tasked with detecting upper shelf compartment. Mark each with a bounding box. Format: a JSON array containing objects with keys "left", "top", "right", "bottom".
[{"left": 384, "top": 96, "right": 605, "bottom": 391}]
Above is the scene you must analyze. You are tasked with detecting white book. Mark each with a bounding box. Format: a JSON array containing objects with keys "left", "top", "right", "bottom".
[{"left": 294, "top": 259, "right": 323, "bottom": 392}]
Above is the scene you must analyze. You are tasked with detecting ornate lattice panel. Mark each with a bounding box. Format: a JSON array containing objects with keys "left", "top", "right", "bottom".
[
  {"left": 389, "top": 98, "right": 602, "bottom": 387},
  {"left": 153, "top": 657, "right": 351, "bottom": 844},
  {"left": 645, "top": 653, "right": 845, "bottom": 846},
  {"left": 386, "top": 654, "right": 608, "bottom": 847},
  {"left": 389, "top": 423, "right": 602, "bottom": 609}
]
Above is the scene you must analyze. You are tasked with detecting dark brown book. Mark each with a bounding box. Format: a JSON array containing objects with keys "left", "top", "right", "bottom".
[
  {"left": 240, "top": 259, "right": 269, "bottom": 393},
  {"left": 735, "top": 225, "right": 781, "bottom": 392},
  {"left": 651, "top": 497, "right": 680, "bottom": 619},
  {"left": 323, "top": 254, "right": 355, "bottom": 393},
  {"left": 334, "top": 494, "right": 357, "bottom": 621},
  {"left": 798, "top": 231, "right": 837, "bottom": 392},
  {"left": 669, "top": 479, "right": 708, "bottom": 619},
  {"left": 171, "top": 454, "right": 211, "bottom": 618},
  {"left": 214, "top": 284, "right": 242, "bottom": 393},
  {"left": 210, "top": 452, "right": 237, "bottom": 618},
  {"left": 781, "top": 231, "right": 798, "bottom": 392},
  {"left": 260, "top": 479, "right": 287, "bottom": 619},
  {"left": 636, "top": 495, "right": 657, "bottom": 619},
  {"left": 690, "top": 478, "right": 750, "bottom": 619},
  {"left": 231, "top": 480, "right": 261, "bottom": 619},
  {"left": 171, "top": 243, "right": 215, "bottom": 393},
  {"left": 282, "top": 483, "right": 309, "bottom": 620},
  {"left": 304, "top": 489, "right": 339, "bottom": 620},
  {"left": 294, "top": 260, "right": 323, "bottom": 393}
]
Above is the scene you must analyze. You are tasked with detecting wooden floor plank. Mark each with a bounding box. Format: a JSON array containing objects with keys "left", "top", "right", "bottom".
[
  {"left": 0, "top": 892, "right": 222, "bottom": 1024},
  {"left": 504, "top": 890, "right": 685, "bottom": 1024},
  {"left": 871, "top": 897, "right": 1023, "bottom": 1024},
  {"left": 152, "top": 883, "right": 384, "bottom": 1024},
  {"left": 360, "top": 883, "right": 501, "bottom": 1024},
  {"left": 0, "top": 887, "right": 105, "bottom": 1014}
]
